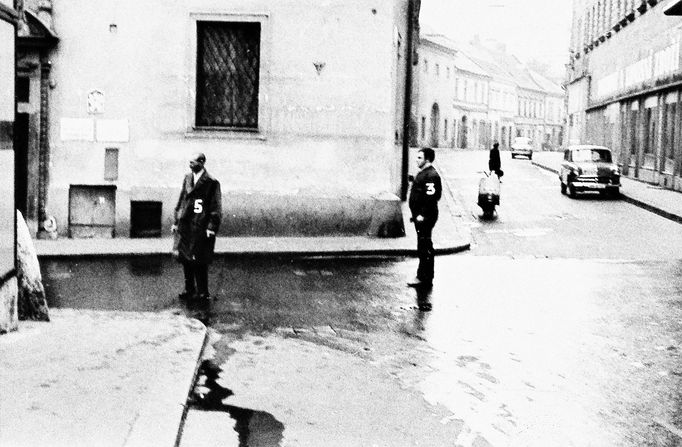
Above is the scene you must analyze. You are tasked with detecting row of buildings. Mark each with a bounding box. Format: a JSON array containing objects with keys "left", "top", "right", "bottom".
[
  {"left": 566, "top": 0, "right": 682, "bottom": 192},
  {"left": 413, "top": 33, "right": 566, "bottom": 152}
]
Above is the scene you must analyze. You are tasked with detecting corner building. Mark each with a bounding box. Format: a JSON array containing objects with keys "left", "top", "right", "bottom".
[
  {"left": 36, "top": 0, "right": 416, "bottom": 238},
  {"left": 566, "top": 0, "right": 682, "bottom": 190}
]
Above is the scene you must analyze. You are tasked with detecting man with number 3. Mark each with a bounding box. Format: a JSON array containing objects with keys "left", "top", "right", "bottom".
[
  {"left": 171, "top": 152, "right": 222, "bottom": 301},
  {"left": 408, "top": 147, "right": 442, "bottom": 287}
]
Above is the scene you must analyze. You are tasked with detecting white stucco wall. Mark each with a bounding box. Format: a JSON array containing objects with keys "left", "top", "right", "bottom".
[{"left": 47, "top": 0, "right": 408, "bottom": 236}]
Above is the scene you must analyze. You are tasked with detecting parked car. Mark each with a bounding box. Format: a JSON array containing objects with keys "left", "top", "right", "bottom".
[
  {"left": 511, "top": 137, "right": 533, "bottom": 159},
  {"left": 559, "top": 145, "right": 621, "bottom": 198}
]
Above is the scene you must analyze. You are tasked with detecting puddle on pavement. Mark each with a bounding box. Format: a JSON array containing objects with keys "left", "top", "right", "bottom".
[{"left": 189, "top": 360, "right": 284, "bottom": 446}]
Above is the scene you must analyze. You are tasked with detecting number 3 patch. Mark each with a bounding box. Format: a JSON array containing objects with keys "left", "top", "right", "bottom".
[
  {"left": 193, "top": 199, "right": 203, "bottom": 214},
  {"left": 426, "top": 183, "right": 436, "bottom": 195}
]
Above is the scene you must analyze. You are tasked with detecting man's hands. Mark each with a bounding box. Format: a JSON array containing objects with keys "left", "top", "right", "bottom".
[
  {"left": 415, "top": 215, "right": 424, "bottom": 223},
  {"left": 171, "top": 224, "right": 215, "bottom": 238}
]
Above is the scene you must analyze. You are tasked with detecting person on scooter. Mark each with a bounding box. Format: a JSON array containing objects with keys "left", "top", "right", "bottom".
[{"left": 489, "top": 141, "right": 503, "bottom": 180}]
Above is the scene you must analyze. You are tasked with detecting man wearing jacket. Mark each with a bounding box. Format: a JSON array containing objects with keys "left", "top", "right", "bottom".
[
  {"left": 171, "top": 152, "right": 222, "bottom": 301},
  {"left": 408, "top": 147, "right": 442, "bottom": 287}
]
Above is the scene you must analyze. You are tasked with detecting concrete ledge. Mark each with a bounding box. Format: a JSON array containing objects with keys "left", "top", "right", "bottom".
[{"left": 34, "top": 196, "right": 470, "bottom": 259}]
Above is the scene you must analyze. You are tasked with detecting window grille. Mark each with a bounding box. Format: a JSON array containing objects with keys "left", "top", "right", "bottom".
[{"left": 196, "top": 21, "right": 261, "bottom": 129}]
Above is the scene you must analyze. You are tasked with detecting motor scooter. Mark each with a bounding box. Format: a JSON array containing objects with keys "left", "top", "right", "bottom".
[{"left": 477, "top": 171, "right": 500, "bottom": 219}]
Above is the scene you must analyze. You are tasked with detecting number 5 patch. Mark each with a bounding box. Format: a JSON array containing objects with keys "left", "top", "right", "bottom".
[
  {"left": 426, "top": 183, "right": 436, "bottom": 195},
  {"left": 193, "top": 199, "right": 203, "bottom": 214}
]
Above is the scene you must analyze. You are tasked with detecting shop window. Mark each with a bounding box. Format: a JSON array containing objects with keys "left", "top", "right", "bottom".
[
  {"left": 195, "top": 21, "right": 261, "bottom": 129},
  {"left": 661, "top": 102, "right": 677, "bottom": 166},
  {"left": 629, "top": 109, "right": 638, "bottom": 155},
  {"left": 644, "top": 107, "right": 656, "bottom": 154}
]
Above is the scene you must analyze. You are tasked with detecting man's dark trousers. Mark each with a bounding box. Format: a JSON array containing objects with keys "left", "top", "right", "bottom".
[
  {"left": 181, "top": 259, "right": 209, "bottom": 297},
  {"left": 415, "top": 218, "right": 436, "bottom": 283}
]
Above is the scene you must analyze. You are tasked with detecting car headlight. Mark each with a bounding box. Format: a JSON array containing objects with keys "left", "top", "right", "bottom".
[{"left": 612, "top": 168, "right": 620, "bottom": 175}]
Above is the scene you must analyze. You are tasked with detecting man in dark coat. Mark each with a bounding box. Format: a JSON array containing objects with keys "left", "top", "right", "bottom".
[
  {"left": 171, "top": 152, "right": 222, "bottom": 301},
  {"left": 489, "top": 141, "right": 503, "bottom": 179},
  {"left": 408, "top": 147, "right": 442, "bottom": 287}
]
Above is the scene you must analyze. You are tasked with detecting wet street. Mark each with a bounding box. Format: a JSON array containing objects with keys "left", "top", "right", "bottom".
[{"left": 41, "top": 150, "right": 682, "bottom": 446}]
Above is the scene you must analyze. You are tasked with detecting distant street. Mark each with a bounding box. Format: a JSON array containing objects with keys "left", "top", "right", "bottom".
[
  {"left": 438, "top": 149, "right": 682, "bottom": 260},
  {"left": 43, "top": 150, "right": 682, "bottom": 446}
]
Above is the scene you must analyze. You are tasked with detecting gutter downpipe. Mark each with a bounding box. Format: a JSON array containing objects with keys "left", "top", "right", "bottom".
[{"left": 401, "top": 0, "right": 419, "bottom": 200}]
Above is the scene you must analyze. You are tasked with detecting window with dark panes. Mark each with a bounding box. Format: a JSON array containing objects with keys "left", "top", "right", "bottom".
[{"left": 196, "top": 21, "right": 261, "bottom": 129}]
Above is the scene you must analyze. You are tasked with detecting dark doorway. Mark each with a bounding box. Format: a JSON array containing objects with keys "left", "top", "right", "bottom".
[
  {"left": 15, "top": 113, "right": 29, "bottom": 217},
  {"left": 430, "top": 103, "right": 440, "bottom": 147},
  {"left": 460, "top": 116, "right": 468, "bottom": 149},
  {"left": 130, "top": 201, "right": 162, "bottom": 238}
]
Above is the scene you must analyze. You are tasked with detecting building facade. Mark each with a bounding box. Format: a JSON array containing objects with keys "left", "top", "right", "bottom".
[
  {"left": 566, "top": 0, "right": 682, "bottom": 190},
  {"left": 0, "top": 0, "right": 18, "bottom": 332},
  {"left": 21, "top": 0, "right": 417, "bottom": 239},
  {"left": 413, "top": 35, "right": 459, "bottom": 148},
  {"left": 414, "top": 34, "right": 565, "bottom": 152}
]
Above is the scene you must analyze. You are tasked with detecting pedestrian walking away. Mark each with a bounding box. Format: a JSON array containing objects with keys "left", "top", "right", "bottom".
[
  {"left": 407, "top": 147, "right": 442, "bottom": 288},
  {"left": 171, "top": 152, "right": 222, "bottom": 301},
  {"left": 489, "top": 141, "right": 503, "bottom": 179}
]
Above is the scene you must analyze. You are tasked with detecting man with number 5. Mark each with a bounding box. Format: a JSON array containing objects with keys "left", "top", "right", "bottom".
[
  {"left": 171, "top": 152, "right": 222, "bottom": 301},
  {"left": 407, "top": 147, "right": 442, "bottom": 287}
]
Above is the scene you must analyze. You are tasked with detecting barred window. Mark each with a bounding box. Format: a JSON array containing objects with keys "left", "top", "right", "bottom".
[{"left": 195, "top": 21, "right": 261, "bottom": 129}]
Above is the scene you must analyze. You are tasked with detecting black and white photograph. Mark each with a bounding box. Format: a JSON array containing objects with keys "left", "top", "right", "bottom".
[{"left": 1, "top": 0, "right": 682, "bottom": 446}]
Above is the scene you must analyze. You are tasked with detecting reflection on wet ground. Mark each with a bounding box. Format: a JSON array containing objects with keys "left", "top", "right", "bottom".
[
  {"left": 41, "top": 254, "right": 682, "bottom": 446},
  {"left": 42, "top": 255, "right": 411, "bottom": 335},
  {"left": 189, "top": 359, "right": 284, "bottom": 447}
]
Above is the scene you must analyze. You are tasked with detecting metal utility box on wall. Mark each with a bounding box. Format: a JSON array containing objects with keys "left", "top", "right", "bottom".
[{"left": 68, "top": 185, "right": 116, "bottom": 238}]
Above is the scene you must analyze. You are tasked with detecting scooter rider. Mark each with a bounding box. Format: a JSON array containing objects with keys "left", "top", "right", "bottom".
[{"left": 408, "top": 147, "right": 442, "bottom": 287}]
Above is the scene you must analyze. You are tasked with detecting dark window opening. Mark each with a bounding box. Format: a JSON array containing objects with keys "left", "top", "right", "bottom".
[
  {"left": 130, "top": 201, "right": 162, "bottom": 238},
  {"left": 17, "top": 77, "right": 29, "bottom": 103},
  {"left": 196, "top": 21, "right": 261, "bottom": 129}
]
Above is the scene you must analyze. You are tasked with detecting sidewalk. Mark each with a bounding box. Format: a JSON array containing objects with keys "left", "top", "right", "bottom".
[
  {"left": 34, "top": 197, "right": 471, "bottom": 258},
  {"left": 0, "top": 309, "right": 206, "bottom": 447},
  {"left": 532, "top": 152, "right": 682, "bottom": 224},
  {"left": 5, "top": 195, "right": 470, "bottom": 447}
]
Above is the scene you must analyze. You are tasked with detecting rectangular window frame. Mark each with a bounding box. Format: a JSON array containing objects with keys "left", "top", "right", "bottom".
[{"left": 186, "top": 12, "right": 270, "bottom": 140}]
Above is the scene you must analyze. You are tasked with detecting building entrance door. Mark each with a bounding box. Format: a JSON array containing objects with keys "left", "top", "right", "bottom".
[
  {"left": 15, "top": 113, "right": 28, "bottom": 217},
  {"left": 430, "top": 103, "right": 440, "bottom": 147}
]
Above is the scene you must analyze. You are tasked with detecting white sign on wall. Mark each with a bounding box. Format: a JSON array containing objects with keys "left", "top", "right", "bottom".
[
  {"left": 96, "top": 119, "right": 129, "bottom": 142},
  {"left": 60, "top": 118, "right": 95, "bottom": 141}
]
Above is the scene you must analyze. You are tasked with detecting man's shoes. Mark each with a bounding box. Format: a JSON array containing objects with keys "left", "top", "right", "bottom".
[
  {"left": 178, "top": 291, "right": 195, "bottom": 301},
  {"left": 407, "top": 278, "right": 432, "bottom": 287},
  {"left": 196, "top": 293, "right": 211, "bottom": 301}
]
